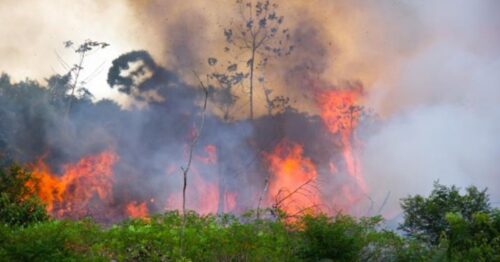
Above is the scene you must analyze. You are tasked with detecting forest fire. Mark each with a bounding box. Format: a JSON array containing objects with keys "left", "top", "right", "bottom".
[
  {"left": 28, "top": 150, "right": 118, "bottom": 219},
  {"left": 22, "top": 85, "right": 370, "bottom": 220},
  {"left": 316, "top": 86, "right": 368, "bottom": 196},
  {"left": 264, "top": 140, "right": 320, "bottom": 215}
]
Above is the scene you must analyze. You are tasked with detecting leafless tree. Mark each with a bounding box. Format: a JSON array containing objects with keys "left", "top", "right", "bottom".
[
  {"left": 62, "top": 39, "right": 109, "bottom": 116},
  {"left": 208, "top": 0, "right": 294, "bottom": 120},
  {"left": 179, "top": 72, "right": 209, "bottom": 256}
]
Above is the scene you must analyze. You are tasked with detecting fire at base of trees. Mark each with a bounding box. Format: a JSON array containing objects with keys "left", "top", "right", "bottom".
[{"left": 1, "top": 164, "right": 499, "bottom": 261}]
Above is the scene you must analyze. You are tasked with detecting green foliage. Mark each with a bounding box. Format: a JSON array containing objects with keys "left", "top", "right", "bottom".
[
  {"left": 296, "top": 214, "right": 375, "bottom": 261},
  {"left": 0, "top": 163, "right": 49, "bottom": 226},
  {"left": 0, "top": 210, "right": 403, "bottom": 262},
  {"left": 0, "top": 219, "right": 103, "bottom": 262},
  {"left": 361, "top": 229, "right": 442, "bottom": 262},
  {"left": 99, "top": 211, "right": 296, "bottom": 261},
  {"left": 399, "top": 182, "right": 500, "bottom": 261},
  {"left": 0, "top": 180, "right": 498, "bottom": 261},
  {"left": 399, "top": 182, "right": 491, "bottom": 245},
  {"left": 442, "top": 210, "right": 500, "bottom": 261}
]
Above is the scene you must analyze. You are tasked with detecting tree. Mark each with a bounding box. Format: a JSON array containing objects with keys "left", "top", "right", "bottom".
[
  {"left": 208, "top": 0, "right": 294, "bottom": 120},
  {"left": 443, "top": 210, "right": 500, "bottom": 260},
  {"left": 62, "top": 39, "right": 109, "bottom": 115},
  {"left": 399, "top": 182, "right": 491, "bottom": 245}
]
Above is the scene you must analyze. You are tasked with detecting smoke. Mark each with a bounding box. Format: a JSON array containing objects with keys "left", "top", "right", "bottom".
[{"left": 360, "top": 0, "right": 500, "bottom": 216}]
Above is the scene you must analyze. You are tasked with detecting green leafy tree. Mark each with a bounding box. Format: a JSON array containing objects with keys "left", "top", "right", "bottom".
[
  {"left": 442, "top": 210, "right": 500, "bottom": 260},
  {"left": 399, "top": 182, "right": 491, "bottom": 245}
]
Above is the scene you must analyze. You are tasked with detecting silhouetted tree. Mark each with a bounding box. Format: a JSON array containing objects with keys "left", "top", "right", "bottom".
[
  {"left": 208, "top": 0, "right": 294, "bottom": 120},
  {"left": 63, "top": 39, "right": 109, "bottom": 115}
]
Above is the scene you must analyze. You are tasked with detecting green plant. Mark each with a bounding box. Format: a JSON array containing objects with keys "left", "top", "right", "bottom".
[
  {"left": 0, "top": 163, "right": 49, "bottom": 226},
  {"left": 399, "top": 182, "right": 491, "bottom": 245}
]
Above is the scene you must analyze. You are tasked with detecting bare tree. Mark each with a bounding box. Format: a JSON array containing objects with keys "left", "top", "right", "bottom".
[
  {"left": 208, "top": 0, "right": 294, "bottom": 120},
  {"left": 179, "top": 72, "right": 209, "bottom": 256},
  {"left": 62, "top": 39, "right": 109, "bottom": 116}
]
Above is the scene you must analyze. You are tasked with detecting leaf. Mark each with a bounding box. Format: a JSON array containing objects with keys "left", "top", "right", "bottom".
[
  {"left": 227, "top": 64, "right": 238, "bottom": 72},
  {"left": 259, "top": 18, "right": 267, "bottom": 28},
  {"left": 208, "top": 58, "right": 218, "bottom": 66},
  {"left": 63, "top": 41, "right": 73, "bottom": 48},
  {"left": 246, "top": 20, "right": 254, "bottom": 29}
]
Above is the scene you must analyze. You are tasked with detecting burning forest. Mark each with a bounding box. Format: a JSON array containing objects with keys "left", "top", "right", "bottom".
[
  {"left": 0, "top": 57, "right": 372, "bottom": 222},
  {"left": 1, "top": 0, "right": 500, "bottom": 260},
  {"left": 0, "top": 1, "right": 385, "bottom": 223}
]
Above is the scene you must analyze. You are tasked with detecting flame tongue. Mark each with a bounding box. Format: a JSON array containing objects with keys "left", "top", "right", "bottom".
[
  {"left": 264, "top": 139, "right": 320, "bottom": 215},
  {"left": 315, "top": 86, "right": 368, "bottom": 200},
  {"left": 29, "top": 150, "right": 118, "bottom": 219}
]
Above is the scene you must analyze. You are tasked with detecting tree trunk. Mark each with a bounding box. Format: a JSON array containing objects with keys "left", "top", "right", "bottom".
[
  {"left": 66, "top": 52, "right": 85, "bottom": 117},
  {"left": 249, "top": 38, "right": 256, "bottom": 120}
]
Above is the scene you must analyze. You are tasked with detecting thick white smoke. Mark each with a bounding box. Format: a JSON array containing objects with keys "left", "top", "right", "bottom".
[{"left": 361, "top": 0, "right": 500, "bottom": 217}]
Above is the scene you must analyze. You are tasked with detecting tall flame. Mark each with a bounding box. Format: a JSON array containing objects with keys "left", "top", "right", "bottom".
[
  {"left": 264, "top": 139, "right": 320, "bottom": 215},
  {"left": 28, "top": 150, "right": 118, "bottom": 218},
  {"left": 315, "top": 86, "right": 368, "bottom": 201}
]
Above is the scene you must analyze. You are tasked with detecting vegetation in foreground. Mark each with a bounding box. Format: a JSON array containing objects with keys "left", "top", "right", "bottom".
[{"left": 1, "top": 164, "right": 500, "bottom": 261}]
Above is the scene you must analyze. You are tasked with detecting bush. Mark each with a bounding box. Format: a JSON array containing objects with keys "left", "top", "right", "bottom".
[
  {"left": 99, "top": 211, "right": 297, "bottom": 261},
  {"left": 0, "top": 163, "right": 48, "bottom": 226},
  {"left": 0, "top": 219, "right": 103, "bottom": 261},
  {"left": 296, "top": 214, "right": 382, "bottom": 261},
  {"left": 442, "top": 210, "right": 500, "bottom": 261}
]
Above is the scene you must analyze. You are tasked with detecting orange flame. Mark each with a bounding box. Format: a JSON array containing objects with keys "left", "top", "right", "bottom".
[
  {"left": 126, "top": 201, "right": 149, "bottom": 218},
  {"left": 165, "top": 169, "right": 220, "bottom": 214},
  {"left": 315, "top": 86, "right": 367, "bottom": 199},
  {"left": 28, "top": 150, "right": 118, "bottom": 218},
  {"left": 264, "top": 140, "right": 320, "bottom": 215},
  {"left": 166, "top": 144, "right": 237, "bottom": 214}
]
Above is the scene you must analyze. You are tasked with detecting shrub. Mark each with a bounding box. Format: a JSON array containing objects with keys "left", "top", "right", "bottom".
[
  {"left": 296, "top": 214, "right": 382, "bottom": 261},
  {"left": 0, "top": 163, "right": 48, "bottom": 226},
  {"left": 0, "top": 219, "right": 103, "bottom": 261}
]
